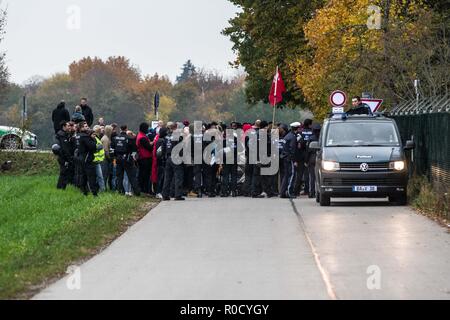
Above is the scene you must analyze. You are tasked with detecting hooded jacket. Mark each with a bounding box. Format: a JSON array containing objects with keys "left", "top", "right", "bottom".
[
  {"left": 52, "top": 102, "right": 70, "bottom": 133},
  {"left": 81, "top": 104, "right": 94, "bottom": 127},
  {"left": 55, "top": 130, "right": 74, "bottom": 163},
  {"left": 78, "top": 132, "right": 97, "bottom": 164}
]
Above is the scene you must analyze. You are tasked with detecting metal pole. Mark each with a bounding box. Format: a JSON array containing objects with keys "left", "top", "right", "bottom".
[{"left": 22, "top": 94, "right": 27, "bottom": 129}]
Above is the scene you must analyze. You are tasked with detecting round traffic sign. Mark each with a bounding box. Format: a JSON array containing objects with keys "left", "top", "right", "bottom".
[{"left": 330, "top": 90, "right": 347, "bottom": 107}]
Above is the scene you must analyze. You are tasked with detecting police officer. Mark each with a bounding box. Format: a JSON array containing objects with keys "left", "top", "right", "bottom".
[
  {"left": 243, "top": 121, "right": 260, "bottom": 197},
  {"left": 54, "top": 121, "right": 74, "bottom": 190},
  {"left": 112, "top": 125, "right": 141, "bottom": 196},
  {"left": 221, "top": 126, "right": 239, "bottom": 197},
  {"left": 191, "top": 122, "right": 206, "bottom": 197},
  {"left": 162, "top": 122, "right": 185, "bottom": 201},
  {"left": 203, "top": 122, "right": 220, "bottom": 198},
  {"left": 280, "top": 122, "right": 301, "bottom": 198},
  {"left": 275, "top": 123, "right": 288, "bottom": 194},
  {"left": 258, "top": 121, "right": 275, "bottom": 198},
  {"left": 78, "top": 122, "right": 99, "bottom": 196},
  {"left": 73, "top": 123, "right": 84, "bottom": 188},
  {"left": 295, "top": 119, "right": 314, "bottom": 196},
  {"left": 306, "top": 124, "right": 321, "bottom": 198}
]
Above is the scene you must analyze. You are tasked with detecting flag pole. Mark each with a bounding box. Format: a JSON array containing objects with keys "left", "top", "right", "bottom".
[{"left": 272, "top": 66, "right": 278, "bottom": 126}]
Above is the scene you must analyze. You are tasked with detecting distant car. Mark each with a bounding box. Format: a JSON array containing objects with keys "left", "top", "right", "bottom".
[
  {"left": 0, "top": 126, "right": 38, "bottom": 150},
  {"left": 309, "top": 113, "right": 415, "bottom": 206}
]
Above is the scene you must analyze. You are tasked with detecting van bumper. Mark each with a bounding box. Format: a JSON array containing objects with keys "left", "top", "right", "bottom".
[{"left": 319, "top": 171, "right": 408, "bottom": 197}]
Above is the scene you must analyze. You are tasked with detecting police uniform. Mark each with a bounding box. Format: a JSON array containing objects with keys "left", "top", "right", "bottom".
[
  {"left": 78, "top": 132, "right": 99, "bottom": 196},
  {"left": 112, "top": 132, "right": 140, "bottom": 196},
  {"left": 221, "top": 134, "right": 238, "bottom": 197},
  {"left": 294, "top": 126, "right": 314, "bottom": 196},
  {"left": 203, "top": 134, "right": 219, "bottom": 197},
  {"left": 280, "top": 123, "right": 300, "bottom": 198},
  {"left": 243, "top": 128, "right": 259, "bottom": 196},
  {"left": 161, "top": 131, "right": 184, "bottom": 199},
  {"left": 192, "top": 132, "right": 205, "bottom": 196},
  {"left": 73, "top": 132, "right": 83, "bottom": 188},
  {"left": 306, "top": 125, "right": 321, "bottom": 197},
  {"left": 55, "top": 129, "right": 74, "bottom": 190}
]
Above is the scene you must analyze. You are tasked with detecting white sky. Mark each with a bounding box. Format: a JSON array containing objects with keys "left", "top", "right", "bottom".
[{"left": 1, "top": 0, "right": 240, "bottom": 84}]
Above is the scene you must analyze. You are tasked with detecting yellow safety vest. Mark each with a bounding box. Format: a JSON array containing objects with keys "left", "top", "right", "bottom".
[{"left": 94, "top": 136, "right": 105, "bottom": 163}]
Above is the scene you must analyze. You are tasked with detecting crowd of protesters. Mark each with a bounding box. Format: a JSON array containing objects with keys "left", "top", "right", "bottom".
[{"left": 52, "top": 98, "right": 322, "bottom": 200}]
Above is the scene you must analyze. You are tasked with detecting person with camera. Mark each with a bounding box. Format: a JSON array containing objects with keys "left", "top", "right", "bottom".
[
  {"left": 78, "top": 122, "right": 100, "bottom": 197},
  {"left": 111, "top": 125, "right": 141, "bottom": 197}
]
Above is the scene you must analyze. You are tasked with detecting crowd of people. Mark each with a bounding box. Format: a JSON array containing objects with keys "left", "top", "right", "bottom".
[{"left": 52, "top": 98, "right": 324, "bottom": 200}]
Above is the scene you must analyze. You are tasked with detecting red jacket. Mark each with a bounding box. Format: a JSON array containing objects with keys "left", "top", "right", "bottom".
[{"left": 136, "top": 132, "right": 152, "bottom": 160}]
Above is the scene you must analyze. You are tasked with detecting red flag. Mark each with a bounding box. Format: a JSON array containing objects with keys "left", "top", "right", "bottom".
[{"left": 269, "top": 67, "right": 286, "bottom": 107}]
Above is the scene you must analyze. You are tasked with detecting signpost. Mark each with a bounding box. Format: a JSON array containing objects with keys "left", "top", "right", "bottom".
[
  {"left": 330, "top": 90, "right": 347, "bottom": 114},
  {"left": 361, "top": 99, "right": 383, "bottom": 113}
]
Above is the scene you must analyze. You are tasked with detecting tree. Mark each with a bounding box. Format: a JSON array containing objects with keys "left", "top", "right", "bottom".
[
  {"left": 223, "top": 0, "right": 325, "bottom": 107},
  {"left": 0, "top": 7, "right": 8, "bottom": 99},
  {"left": 176, "top": 60, "right": 197, "bottom": 83},
  {"left": 293, "top": 0, "right": 449, "bottom": 119}
]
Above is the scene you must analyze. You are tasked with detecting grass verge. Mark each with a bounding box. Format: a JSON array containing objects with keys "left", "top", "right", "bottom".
[
  {"left": 0, "top": 175, "right": 157, "bottom": 299},
  {"left": 0, "top": 151, "right": 57, "bottom": 176},
  {"left": 408, "top": 175, "right": 450, "bottom": 228}
]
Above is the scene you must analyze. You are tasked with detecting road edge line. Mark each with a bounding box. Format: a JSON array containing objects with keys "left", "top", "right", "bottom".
[{"left": 289, "top": 199, "right": 338, "bottom": 300}]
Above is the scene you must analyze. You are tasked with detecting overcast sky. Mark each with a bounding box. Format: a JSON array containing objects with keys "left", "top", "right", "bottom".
[{"left": 2, "top": 0, "right": 240, "bottom": 84}]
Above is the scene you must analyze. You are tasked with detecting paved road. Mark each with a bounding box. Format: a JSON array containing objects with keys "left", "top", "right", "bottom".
[{"left": 34, "top": 197, "right": 450, "bottom": 300}]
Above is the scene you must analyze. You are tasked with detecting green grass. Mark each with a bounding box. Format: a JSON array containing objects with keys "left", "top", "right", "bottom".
[
  {"left": 0, "top": 175, "right": 153, "bottom": 299},
  {"left": 0, "top": 151, "right": 58, "bottom": 176}
]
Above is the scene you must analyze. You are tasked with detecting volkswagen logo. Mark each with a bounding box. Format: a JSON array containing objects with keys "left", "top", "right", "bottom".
[{"left": 360, "top": 163, "right": 369, "bottom": 172}]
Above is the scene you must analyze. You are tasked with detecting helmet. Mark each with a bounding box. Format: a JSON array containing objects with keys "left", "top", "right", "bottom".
[{"left": 51, "top": 144, "right": 61, "bottom": 156}]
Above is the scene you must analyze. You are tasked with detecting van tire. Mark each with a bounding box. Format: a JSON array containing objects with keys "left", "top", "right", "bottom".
[{"left": 319, "top": 193, "right": 331, "bottom": 206}]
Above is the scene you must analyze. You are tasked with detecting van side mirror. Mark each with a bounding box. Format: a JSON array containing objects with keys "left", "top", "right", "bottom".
[
  {"left": 404, "top": 140, "right": 415, "bottom": 150},
  {"left": 309, "top": 141, "right": 320, "bottom": 150}
]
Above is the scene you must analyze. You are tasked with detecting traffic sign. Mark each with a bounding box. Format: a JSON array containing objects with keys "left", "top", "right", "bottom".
[
  {"left": 361, "top": 99, "right": 383, "bottom": 113},
  {"left": 330, "top": 90, "right": 347, "bottom": 107}
]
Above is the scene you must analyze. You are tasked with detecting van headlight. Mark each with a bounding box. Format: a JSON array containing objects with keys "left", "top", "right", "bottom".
[
  {"left": 390, "top": 161, "right": 405, "bottom": 171},
  {"left": 322, "top": 161, "right": 340, "bottom": 171}
]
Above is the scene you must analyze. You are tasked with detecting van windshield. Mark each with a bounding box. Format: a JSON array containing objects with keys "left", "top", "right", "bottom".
[{"left": 326, "top": 122, "right": 400, "bottom": 147}]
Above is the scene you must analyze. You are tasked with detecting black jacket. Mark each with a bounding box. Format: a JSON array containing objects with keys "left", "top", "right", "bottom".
[
  {"left": 222, "top": 135, "right": 238, "bottom": 165},
  {"left": 282, "top": 131, "right": 297, "bottom": 162},
  {"left": 55, "top": 130, "right": 74, "bottom": 163},
  {"left": 81, "top": 105, "right": 94, "bottom": 127},
  {"left": 78, "top": 133, "right": 97, "bottom": 164},
  {"left": 347, "top": 103, "right": 372, "bottom": 115},
  {"left": 52, "top": 102, "right": 70, "bottom": 133}
]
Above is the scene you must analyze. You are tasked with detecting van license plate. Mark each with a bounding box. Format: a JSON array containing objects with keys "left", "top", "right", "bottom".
[{"left": 353, "top": 186, "right": 377, "bottom": 192}]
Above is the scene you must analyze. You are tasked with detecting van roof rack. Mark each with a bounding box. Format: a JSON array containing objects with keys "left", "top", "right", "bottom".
[{"left": 327, "top": 112, "right": 389, "bottom": 120}]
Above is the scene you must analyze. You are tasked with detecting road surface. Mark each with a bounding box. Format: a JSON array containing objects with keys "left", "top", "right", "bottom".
[{"left": 34, "top": 197, "right": 450, "bottom": 300}]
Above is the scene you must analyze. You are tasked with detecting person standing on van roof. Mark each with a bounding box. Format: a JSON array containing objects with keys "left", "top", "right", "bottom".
[{"left": 347, "top": 96, "right": 373, "bottom": 115}]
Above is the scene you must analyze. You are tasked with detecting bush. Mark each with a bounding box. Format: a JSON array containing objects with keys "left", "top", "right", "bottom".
[{"left": 408, "top": 175, "right": 450, "bottom": 222}]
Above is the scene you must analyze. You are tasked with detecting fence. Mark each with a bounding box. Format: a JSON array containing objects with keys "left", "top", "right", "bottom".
[{"left": 390, "top": 96, "right": 450, "bottom": 189}]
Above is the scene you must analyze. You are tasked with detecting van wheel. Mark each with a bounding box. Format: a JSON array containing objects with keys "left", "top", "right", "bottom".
[{"left": 319, "top": 193, "right": 331, "bottom": 206}]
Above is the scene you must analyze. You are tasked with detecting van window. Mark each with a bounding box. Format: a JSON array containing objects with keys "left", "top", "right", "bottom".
[{"left": 326, "top": 122, "right": 400, "bottom": 147}]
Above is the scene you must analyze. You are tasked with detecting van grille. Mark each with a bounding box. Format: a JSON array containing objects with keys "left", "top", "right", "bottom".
[{"left": 339, "top": 162, "right": 390, "bottom": 171}]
